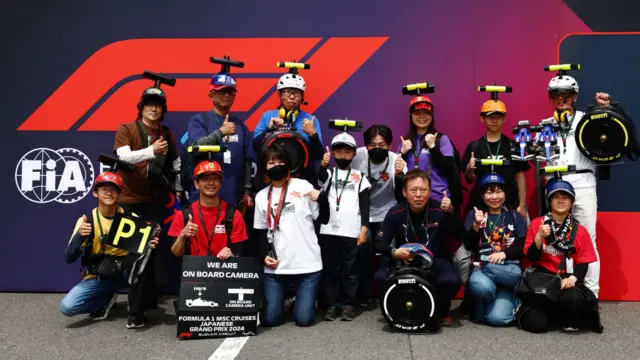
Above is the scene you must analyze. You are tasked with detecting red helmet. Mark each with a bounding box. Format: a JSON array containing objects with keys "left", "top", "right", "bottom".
[
  {"left": 193, "top": 160, "right": 224, "bottom": 179},
  {"left": 93, "top": 172, "right": 124, "bottom": 191},
  {"left": 409, "top": 96, "right": 433, "bottom": 112}
]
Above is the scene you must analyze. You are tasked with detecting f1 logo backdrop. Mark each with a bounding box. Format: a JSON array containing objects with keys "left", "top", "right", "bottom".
[{"left": 17, "top": 37, "right": 389, "bottom": 132}]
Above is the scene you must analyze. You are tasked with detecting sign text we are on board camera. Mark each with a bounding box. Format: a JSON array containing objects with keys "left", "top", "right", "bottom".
[{"left": 177, "top": 256, "right": 263, "bottom": 340}]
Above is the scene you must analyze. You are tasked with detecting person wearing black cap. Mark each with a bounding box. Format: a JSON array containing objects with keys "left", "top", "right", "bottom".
[
  {"left": 518, "top": 179, "right": 603, "bottom": 333},
  {"left": 113, "top": 86, "right": 181, "bottom": 328}
]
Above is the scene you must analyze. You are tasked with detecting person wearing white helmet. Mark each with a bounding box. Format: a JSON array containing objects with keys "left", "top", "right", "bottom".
[
  {"left": 316, "top": 132, "right": 371, "bottom": 321},
  {"left": 252, "top": 71, "right": 324, "bottom": 166},
  {"left": 537, "top": 72, "right": 612, "bottom": 299}
]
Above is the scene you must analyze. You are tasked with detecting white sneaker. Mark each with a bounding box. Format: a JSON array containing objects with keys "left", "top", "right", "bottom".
[{"left": 563, "top": 327, "right": 579, "bottom": 332}]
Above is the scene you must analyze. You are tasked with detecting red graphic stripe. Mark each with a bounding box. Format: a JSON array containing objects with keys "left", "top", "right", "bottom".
[
  {"left": 79, "top": 79, "right": 275, "bottom": 131},
  {"left": 18, "top": 38, "right": 321, "bottom": 131},
  {"left": 243, "top": 37, "right": 389, "bottom": 130}
]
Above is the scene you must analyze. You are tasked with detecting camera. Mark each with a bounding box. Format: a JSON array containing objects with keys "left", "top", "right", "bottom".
[{"left": 379, "top": 260, "right": 440, "bottom": 333}]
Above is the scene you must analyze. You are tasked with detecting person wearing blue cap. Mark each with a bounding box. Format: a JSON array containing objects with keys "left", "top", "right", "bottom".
[
  {"left": 518, "top": 179, "right": 602, "bottom": 333},
  {"left": 461, "top": 173, "right": 527, "bottom": 326},
  {"left": 183, "top": 72, "right": 255, "bottom": 210}
]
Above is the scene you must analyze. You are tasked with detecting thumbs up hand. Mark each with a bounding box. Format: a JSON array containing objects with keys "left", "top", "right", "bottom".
[
  {"left": 468, "top": 151, "right": 476, "bottom": 170},
  {"left": 78, "top": 215, "right": 92, "bottom": 237},
  {"left": 473, "top": 207, "right": 485, "bottom": 226},
  {"left": 425, "top": 132, "right": 438, "bottom": 149},
  {"left": 152, "top": 136, "right": 168, "bottom": 154},
  {"left": 321, "top": 146, "right": 331, "bottom": 168},
  {"left": 394, "top": 156, "right": 405, "bottom": 176},
  {"left": 220, "top": 114, "right": 236, "bottom": 136},
  {"left": 181, "top": 214, "right": 199, "bottom": 238},
  {"left": 400, "top": 136, "right": 413, "bottom": 155},
  {"left": 302, "top": 117, "right": 316, "bottom": 136},
  {"left": 440, "top": 190, "right": 453, "bottom": 213}
]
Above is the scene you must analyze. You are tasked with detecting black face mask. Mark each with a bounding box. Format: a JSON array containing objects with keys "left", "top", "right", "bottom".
[
  {"left": 368, "top": 148, "right": 388, "bottom": 164},
  {"left": 335, "top": 158, "right": 352, "bottom": 170},
  {"left": 267, "top": 165, "right": 288, "bottom": 181}
]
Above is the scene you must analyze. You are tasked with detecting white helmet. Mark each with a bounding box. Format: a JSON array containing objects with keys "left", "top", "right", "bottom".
[
  {"left": 331, "top": 133, "right": 357, "bottom": 149},
  {"left": 277, "top": 73, "right": 306, "bottom": 92},
  {"left": 548, "top": 75, "right": 579, "bottom": 94}
]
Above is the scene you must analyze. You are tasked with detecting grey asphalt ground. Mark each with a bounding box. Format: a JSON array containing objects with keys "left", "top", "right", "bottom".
[{"left": 1, "top": 293, "right": 639, "bottom": 360}]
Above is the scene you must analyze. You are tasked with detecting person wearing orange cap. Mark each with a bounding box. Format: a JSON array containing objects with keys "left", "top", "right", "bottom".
[
  {"left": 61, "top": 172, "right": 159, "bottom": 327},
  {"left": 169, "top": 160, "right": 248, "bottom": 259},
  {"left": 398, "top": 96, "right": 463, "bottom": 208},
  {"left": 461, "top": 98, "right": 530, "bottom": 217}
]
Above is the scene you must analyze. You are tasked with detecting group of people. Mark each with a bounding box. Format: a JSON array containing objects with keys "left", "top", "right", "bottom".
[{"left": 61, "top": 64, "right": 610, "bottom": 334}]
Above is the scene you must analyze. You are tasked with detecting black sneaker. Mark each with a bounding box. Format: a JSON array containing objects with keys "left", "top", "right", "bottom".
[
  {"left": 89, "top": 292, "right": 118, "bottom": 321},
  {"left": 341, "top": 306, "right": 355, "bottom": 321},
  {"left": 358, "top": 298, "right": 371, "bottom": 308},
  {"left": 323, "top": 306, "right": 340, "bottom": 321},
  {"left": 126, "top": 315, "right": 146, "bottom": 329}
]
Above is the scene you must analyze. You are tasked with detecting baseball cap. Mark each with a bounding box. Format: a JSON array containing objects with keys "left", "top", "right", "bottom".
[
  {"left": 193, "top": 160, "right": 224, "bottom": 179},
  {"left": 93, "top": 172, "right": 124, "bottom": 191},
  {"left": 409, "top": 96, "right": 433, "bottom": 112},
  {"left": 210, "top": 73, "right": 238, "bottom": 92},
  {"left": 331, "top": 133, "right": 357, "bottom": 149}
]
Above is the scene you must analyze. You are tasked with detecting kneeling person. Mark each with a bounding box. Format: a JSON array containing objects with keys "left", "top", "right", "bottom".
[
  {"left": 374, "top": 169, "right": 464, "bottom": 326},
  {"left": 170, "top": 160, "right": 248, "bottom": 258},
  {"left": 61, "top": 172, "right": 159, "bottom": 326}
]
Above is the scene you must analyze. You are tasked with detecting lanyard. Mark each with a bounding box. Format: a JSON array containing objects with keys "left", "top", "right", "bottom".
[
  {"left": 406, "top": 205, "right": 430, "bottom": 245},
  {"left": 197, "top": 201, "right": 223, "bottom": 256},
  {"left": 367, "top": 156, "right": 389, "bottom": 188},
  {"left": 138, "top": 120, "right": 150, "bottom": 147},
  {"left": 267, "top": 180, "right": 289, "bottom": 232},
  {"left": 484, "top": 212, "right": 504, "bottom": 244},
  {"left": 413, "top": 134, "right": 424, "bottom": 169},
  {"left": 334, "top": 168, "right": 351, "bottom": 211},
  {"left": 212, "top": 111, "right": 230, "bottom": 143},
  {"left": 557, "top": 113, "right": 575, "bottom": 155},
  {"left": 484, "top": 136, "right": 501, "bottom": 158}
]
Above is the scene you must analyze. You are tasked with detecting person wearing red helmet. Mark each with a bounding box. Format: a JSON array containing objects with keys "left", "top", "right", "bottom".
[
  {"left": 61, "top": 172, "right": 159, "bottom": 326},
  {"left": 169, "top": 160, "right": 248, "bottom": 258},
  {"left": 398, "top": 96, "right": 463, "bottom": 208}
]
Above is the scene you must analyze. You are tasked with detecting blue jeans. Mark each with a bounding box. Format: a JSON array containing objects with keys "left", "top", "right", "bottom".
[
  {"left": 60, "top": 278, "right": 128, "bottom": 317},
  {"left": 263, "top": 270, "right": 322, "bottom": 327},
  {"left": 469, "top": 263, "right": 521, "bottom": 326}
]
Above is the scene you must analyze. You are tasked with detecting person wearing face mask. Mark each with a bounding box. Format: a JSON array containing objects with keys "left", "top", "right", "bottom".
[
  {"left": 316, "top": 133, "right": 372, "bottom": 321},
  {"left": 398, "top": 96, "right": 462, "bottom": 208},
  {"left": 254, "top": 144, "right": 330, "bottom": 327},
  {"left": 518, "top": 179, "right": 603, "bottom": 333},
  {"left": 536, "top": 73, "right": 612, "bottom": 299},
  {"left": 350, "top": 125, "right": 407, "bottom": 306},
  {"left": 462, "top": 174, "right": 526, "bottom": 326}
]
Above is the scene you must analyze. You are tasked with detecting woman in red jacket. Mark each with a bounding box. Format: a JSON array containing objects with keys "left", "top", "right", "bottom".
[{"left": 518, "top": 179, "right": 603, "bottom": 333}]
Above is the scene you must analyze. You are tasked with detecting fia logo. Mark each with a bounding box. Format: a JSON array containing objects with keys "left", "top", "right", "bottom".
[{"left": 15, "top": 148, "right": 95, "bottom": 204}]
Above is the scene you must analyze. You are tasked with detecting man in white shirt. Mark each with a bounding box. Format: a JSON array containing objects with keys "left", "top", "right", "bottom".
[
  {"left": 538, "top": 73, "right": 611, "bottom": 298},
  {"left": 350, "top": 125, "right": 407, "bottom": 306},
  {"left": 254, "top": 144, "right": 329, "bottom": 327}
]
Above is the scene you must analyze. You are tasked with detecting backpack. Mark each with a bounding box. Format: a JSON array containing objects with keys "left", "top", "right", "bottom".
[
  {"left": 435, "top": 133, "right": 466, "bottom": 208},
  {"left": 181, "top": 202, "right": 237, "bottom": 256}
]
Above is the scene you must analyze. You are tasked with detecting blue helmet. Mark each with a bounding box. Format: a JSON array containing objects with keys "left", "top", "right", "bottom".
[
  {"left": 478, "top": 173, "right": 505, "bottom": 188},
  {"left": 546, "top": 179, "right": 575, "bottom": 202}
]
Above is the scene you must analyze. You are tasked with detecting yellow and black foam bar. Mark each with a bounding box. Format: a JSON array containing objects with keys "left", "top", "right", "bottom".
[
  {"left": 277, "top": 61, "right": 310, "bottom": 70},
  {"left": 402, "top": 82, "right": 435, "bottom": 95},
  {"left": 538, "top": 165, "right": 576, "bottom": 175},
  {"left": 479, "top": 159, "right": 510, "bottom": 166},
  {"left": 544, "top": 64, "right": 580, "bottom": 72},
  {"left": 478, "top": 85, "right": 512, "bottom": 93},
  {"left": 329, "top": 119, "right": 363, "bottom": 130},
  {"left": 187, "top": 145, "right": 228, "bottom": 153}
]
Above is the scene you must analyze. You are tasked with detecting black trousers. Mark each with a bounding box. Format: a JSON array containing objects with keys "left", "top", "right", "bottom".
[
  {"left": 119, "top": 200, "right": 168, "bottom": 317},
  {"left": 355, "top": 222, "right": 381, "bottom": 303},
  {"left": 320, "top": 234, "right": 360, "bottom": 308},
  {"left": 517, "top": 284, "right": 601, "bottom": 333}
]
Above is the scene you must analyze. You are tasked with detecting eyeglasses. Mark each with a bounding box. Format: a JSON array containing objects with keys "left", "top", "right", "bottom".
[
  {"left": 214, "top": 89, "right": 237, "bottom": 97},
  {"left": 282, "top": 90, "right": 302, "bottom": 98}
]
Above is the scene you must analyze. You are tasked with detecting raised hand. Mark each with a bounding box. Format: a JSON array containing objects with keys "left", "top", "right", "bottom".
[
  {"left": 400, "top": 136, "right": 413, "bottom": 155},
  {"left": 394, "top": 156, "right": 405, "bottom": 175},
  {"left": 440, "top": 190, "right": 453, "bottom": 212},
  {"left": 220, "top": 114, "right": 236, "bottom": 135},
  {"left": 152, "top": 136, "right": 168, "bottom": 154},
  {"left": 78, "top": 215, "right": 92, "bottom": 237},
  {"left": 321, "top": 146, "right": 331, "bottom": 168},
  {"left": 181, "top": 214, "right": 198, "bottom": 238}
]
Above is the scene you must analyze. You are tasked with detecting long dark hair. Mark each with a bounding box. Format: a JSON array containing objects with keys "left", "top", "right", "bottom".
[{"left": 405, "top": 108, "right": 439, "bottom": 153}]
